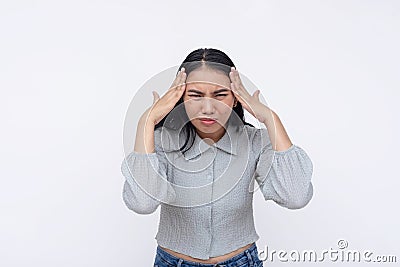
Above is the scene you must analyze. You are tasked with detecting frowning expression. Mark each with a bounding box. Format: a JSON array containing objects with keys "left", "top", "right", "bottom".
[{"left": 183, "top": 67, "right": 235, "bottom": 141}]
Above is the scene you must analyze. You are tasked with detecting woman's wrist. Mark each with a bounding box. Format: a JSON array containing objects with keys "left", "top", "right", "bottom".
[
  {"left": 258, "top": 106, "right": 274, "bottom": 124},
  {"left": 139, "top": 114, "right": 155, "bottom": 128},
  {"left": 261, "top": 109, "right": 293, "bottom": 151},
  {"left": 134, "top": 113, "right": 156, "bottom": 154}
]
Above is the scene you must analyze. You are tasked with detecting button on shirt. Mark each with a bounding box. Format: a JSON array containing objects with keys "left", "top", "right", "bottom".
[{"left": 121, "top": 122, "right": 314, "bottom": 260}]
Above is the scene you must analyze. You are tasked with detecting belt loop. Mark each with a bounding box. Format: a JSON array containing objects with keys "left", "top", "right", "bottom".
[
  {"left": 177, "top": 258, "right": 183, "bottom": 267},
  {"left": 245, "top": 249, "right": 254, "bottom": 267}
]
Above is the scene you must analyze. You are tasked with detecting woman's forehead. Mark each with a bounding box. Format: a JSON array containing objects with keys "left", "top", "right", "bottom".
[
  {"left": 186, "top": 68, "right": 231, "bottom": 87},
  {"left": 185, "top": 82, "right": 231, "bottom": 93}
]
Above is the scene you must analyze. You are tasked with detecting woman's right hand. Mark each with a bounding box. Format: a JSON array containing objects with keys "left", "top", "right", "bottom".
[{"left": 141, "top": 67, "right": 187, "bottom": 125}]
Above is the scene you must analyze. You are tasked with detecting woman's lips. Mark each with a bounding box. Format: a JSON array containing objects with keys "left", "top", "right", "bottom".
[{"left": 199, "top": 118, "right": 217, "bottom": 125}]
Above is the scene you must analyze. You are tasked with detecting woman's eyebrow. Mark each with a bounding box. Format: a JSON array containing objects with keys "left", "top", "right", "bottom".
[
  {"left": 213, "top": 88, "right": 230, "bottom": 94},
  {"left": 187, "top": 88, "right": 230, "bottom": 94}
]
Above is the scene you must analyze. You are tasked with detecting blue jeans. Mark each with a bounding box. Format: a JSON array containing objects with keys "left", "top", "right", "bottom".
[{"left": 153, "top": 242, "right": 264, "bottom": 267}]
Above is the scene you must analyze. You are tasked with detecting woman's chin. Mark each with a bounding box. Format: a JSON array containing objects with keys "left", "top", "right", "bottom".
[{"left": 197, "top": 124, "right": 225, "bottom": 135}]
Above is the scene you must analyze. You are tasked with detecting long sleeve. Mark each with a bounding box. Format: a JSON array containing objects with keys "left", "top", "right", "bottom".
[
  {"left": 121, "top": 143, "right": 176, "bottom": 215},
  {"left": 253, "top": 128, "right": 314, "bottom": 209}
]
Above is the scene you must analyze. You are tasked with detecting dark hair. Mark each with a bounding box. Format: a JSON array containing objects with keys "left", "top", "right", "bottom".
[{"left": 155, "top": 48, "right": 254, "bottom": 155}]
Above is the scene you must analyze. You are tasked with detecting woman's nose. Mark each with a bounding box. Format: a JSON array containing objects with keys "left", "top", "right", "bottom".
[{"left": 201, "top": 97, "right": 215, "bottom": 114}]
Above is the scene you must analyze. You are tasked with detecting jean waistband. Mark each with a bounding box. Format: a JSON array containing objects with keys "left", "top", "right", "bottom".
[{"left": 156, "top": 242, "right": 259, "bottom": 267}]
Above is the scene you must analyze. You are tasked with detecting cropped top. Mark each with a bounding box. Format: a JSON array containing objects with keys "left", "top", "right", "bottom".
[{"left": 121, "top": 122, "right": 314, "bottom": 259}]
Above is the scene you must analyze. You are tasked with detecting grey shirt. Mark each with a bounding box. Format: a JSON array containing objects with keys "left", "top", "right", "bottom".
[{"left": 121, "top": 122, "right": 314, "bottom": 259}]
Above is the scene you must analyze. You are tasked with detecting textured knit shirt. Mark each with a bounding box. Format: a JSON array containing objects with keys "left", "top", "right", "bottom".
[{"left": 121, "top": 121, "right": 314, "bottom": 260}]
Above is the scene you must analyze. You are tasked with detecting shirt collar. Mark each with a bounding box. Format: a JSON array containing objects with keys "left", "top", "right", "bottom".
[
  {"left": 164, "top": 122, "right": 241, "bottom": 160},
  {"left": 190, "top": 122, "right": 241, "bottom": 160}
]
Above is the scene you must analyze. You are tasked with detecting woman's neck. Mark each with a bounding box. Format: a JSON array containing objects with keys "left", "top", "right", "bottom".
[{"left": 195, "top": 126, "right": 226, "bottom": 145}]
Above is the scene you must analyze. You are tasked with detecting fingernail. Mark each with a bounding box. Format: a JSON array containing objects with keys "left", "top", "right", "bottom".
[{"left": 181, "top": 67, "right": 185, "bottom": 72}]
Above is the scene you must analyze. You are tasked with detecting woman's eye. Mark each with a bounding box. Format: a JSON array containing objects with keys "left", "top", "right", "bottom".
[{"left": 187, "top": 94, "right": 227, "bottom": 99}]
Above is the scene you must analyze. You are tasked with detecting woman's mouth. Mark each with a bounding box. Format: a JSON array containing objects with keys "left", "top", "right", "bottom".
[{"left": 199, "top": 118, "right": 217, "bottom": 125}]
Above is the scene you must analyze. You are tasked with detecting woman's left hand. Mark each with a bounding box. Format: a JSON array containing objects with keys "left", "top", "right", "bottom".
[{"left": 229, "top": 67, "right": 271, "bottom": 123}]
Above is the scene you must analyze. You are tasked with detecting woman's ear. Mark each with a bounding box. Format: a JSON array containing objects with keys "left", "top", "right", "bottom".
[{"left": 233, "top": 98, "right": 238, "bottom": 107}]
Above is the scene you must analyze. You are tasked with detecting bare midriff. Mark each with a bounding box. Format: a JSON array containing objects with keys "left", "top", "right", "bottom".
[{"left": 159, "top": 242, "right": 254, "bottom": 264}]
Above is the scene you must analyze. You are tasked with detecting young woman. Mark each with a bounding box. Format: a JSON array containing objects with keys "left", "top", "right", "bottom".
[{"left": 121, "top": 48, "right": 314, "bottom": 267}]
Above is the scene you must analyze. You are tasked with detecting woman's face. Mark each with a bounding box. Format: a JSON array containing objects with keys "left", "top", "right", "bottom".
[{"left": 183, "top": 67, "right": 235, "bottom": 142}]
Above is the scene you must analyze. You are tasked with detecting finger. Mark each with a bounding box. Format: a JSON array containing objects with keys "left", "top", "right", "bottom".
[
  {"left": 178, "top": 78, "right": 186, "bottom": 93},
  {"left": 231, "top": 82, "right": 245, "bottom": 102},
  {"left": 229, "top": 68, "right": 238, "bottom": 85},
  {"left": 169, "top": 71, "right": 181, "bottom": 90},
  {"left": 177, "top": 68, "right": 186, "bottom": 90},
  {"left": 231, "top": 81, "right": 249, "bottom": 100},
  {"left": 230, "top": 68, "right": 247, "bottom": 95},
  {"left": 170, "top": 71, "right": 180, "bottom": 89},
  {"left": 169, "top": 68, "right": 185, "bottom": 90},
  {"left": 232, "top": 82, "right": 254, "bottom": 110},
  {"left": 164, "top": 73, "right": 186, "bottom": 100},
  {"left": 230, "top": 67, "right": 240, "bottom": 85},
  {"left": 253, "top": 89, "right": 260, "bottom": 101},
  {"left": 178, "top": 82, "right": 186, "bottom": 98},
  {"left": 230, "top": 82, "right": 239, "bottom": 95},
  {"left": 234, "top": 69, "right": 246, "bottom": 92},
  {"left": 152, "top": 91, "right": 160, "bottom": 103}
]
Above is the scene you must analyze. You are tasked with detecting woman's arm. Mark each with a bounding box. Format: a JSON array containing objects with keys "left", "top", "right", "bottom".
[
  {"left": 261, "top": 108, "right": 293, "bottom": 152},
  {"left": 253, "top": 122, "right": 314, "bottom": 210},
  {"left": 134, "top": 114, "right": 156, "bottom": 154},
  {"left": 229, "top": 67, "right": 313, "bottom": 209},
  {"left": 121, "top": 115, "right": 176, "bottom": 215},
  {"left": 122, "top": 69, "right": 186, "bottom": 214}
]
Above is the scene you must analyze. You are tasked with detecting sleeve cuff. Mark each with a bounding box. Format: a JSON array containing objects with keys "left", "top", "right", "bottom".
[{"left": 273, "top": 144, "right": 296, "bottom": 155}]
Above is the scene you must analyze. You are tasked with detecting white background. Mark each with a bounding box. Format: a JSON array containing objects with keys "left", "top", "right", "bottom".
[{"left": 1, "top": 1, "right": 399, "bottom": 266}]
